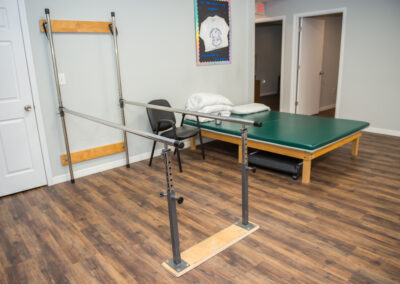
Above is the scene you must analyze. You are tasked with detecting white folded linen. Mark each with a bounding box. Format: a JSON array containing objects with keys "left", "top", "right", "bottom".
[
  {"left": 185, "top": 92, "right": 233, "bottom": 111},
  {"left": 198, "top": 104, "right": 232, "bottom": 114},
  {"left": 231, "top": 103, "right": 270, "bottom": 114},
  {"left": 186, "top": 110, "right": 231, "bottom": 122},
  {"left": 186, "top": 105, "right": 232, "bottom": 122}
]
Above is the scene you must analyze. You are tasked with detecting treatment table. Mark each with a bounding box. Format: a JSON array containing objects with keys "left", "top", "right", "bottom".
[{"left": 185, "top": 111, "right": 369, "bottom": 183}]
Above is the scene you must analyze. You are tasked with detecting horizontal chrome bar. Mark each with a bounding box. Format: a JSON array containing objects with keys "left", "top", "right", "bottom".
[
  {"left": 63, "top": 108, "right": 184, "bottom": 148},
  {"left": 123, "top": 100, "right": 262, "bottom": 127}
]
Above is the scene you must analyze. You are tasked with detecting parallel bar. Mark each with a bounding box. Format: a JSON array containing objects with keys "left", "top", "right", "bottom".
[
  {"left": 63, "top": 108, "right": 184, "bottom": 148},
  {"left": 111, "top": 12, "right": 130, "bottom": 168},
  {"left": 44, "top": 9, "right": 75, "bottom": 183},
  {"left": 125, "top": 99, "right": 258, "bottom": 228},
  {"left": 124, "top": 100, "right": 262, "bottom": 127}
]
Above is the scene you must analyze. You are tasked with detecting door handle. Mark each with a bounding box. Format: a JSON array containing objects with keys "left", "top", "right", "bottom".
[
  {"left": 24, "top": 105, "right": 32, "bottom": 112},
  {"left": 319, "top": 71, "right": 324, "bottom": 75}
]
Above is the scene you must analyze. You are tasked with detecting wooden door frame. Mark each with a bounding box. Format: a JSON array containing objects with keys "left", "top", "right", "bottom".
[
  {"left": 290, "top": 8, "right": 346, "bottom": 116},
  {"left": 255, "top": 16, "right": 285, "bottom": 111},
  {"left": 17, "top": 0, "right": 54, "bottom": 185}
]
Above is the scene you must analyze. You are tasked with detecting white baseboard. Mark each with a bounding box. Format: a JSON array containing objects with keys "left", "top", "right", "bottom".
[
  {"left": 260, "top": 91, "right": 277, "bottom": 97},
  {"left": 51, "top": 138, "right": 207, "bottom": 185},
  {"left": 319, "top": 104, "right": 336, "bottom": 112},
  {"left": 364, "top": 126, "right": 400, "bottom": 137}
]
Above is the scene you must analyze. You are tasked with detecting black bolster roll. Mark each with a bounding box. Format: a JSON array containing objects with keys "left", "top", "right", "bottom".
[
  {"left": 254, "top": 121, "right": 263, "bottom": 127},
  {"left": 174, "top": 141, "right": 185, "bottom": 149}
]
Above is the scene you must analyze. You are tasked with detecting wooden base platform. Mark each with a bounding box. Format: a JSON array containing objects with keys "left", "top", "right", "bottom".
[
  {"left": 162, "top": 222, "right": 259, "bottom": 277},
  {"left": 191, "top": 131, "right": 362, "bottom": 184}
]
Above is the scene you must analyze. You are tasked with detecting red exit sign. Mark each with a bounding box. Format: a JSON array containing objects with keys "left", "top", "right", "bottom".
[{"left": 256, "top": 3, "right": 265, "bottom": 15}]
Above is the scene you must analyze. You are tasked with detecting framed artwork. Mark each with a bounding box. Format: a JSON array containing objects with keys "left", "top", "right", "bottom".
[{"left": 195, "top": 0, "right": 231, "bottom": 65}]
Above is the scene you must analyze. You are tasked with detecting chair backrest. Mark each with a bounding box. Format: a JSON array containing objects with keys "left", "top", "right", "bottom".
[{"left": 146, "top": 99, "right": 176, "bottom": 132}]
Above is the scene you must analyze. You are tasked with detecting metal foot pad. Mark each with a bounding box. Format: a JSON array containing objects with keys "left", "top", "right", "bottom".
[
  {"left": 165, "top": 259, "right": 190, "bottom": 272},
  {"left": 235, "top": 221, "right": 256, "bottom": 231}
]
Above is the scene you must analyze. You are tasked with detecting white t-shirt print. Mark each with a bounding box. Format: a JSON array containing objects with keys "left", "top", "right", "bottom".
[{"left": 199, "top": 15, "right": 230, "bottom": 52}]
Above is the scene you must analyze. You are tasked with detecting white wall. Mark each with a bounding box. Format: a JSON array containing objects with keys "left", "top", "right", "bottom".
[
  {"left": 258, "top": 0, "right": 400, "bottom": 133},
  {"left": 319, "top": 14, "right": 342, "bottom": 110},
  {"left": 24, "top": 0, "right": 252, "bottom": 182},
  {"left": 255, "top": 23, "right": 282, "bottom": 95}
]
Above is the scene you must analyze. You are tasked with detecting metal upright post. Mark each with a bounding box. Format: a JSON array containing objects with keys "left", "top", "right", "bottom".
[
  {"left": 237, "top": 125, "right": 255, "bottom": 230},
  {"left": 44, "top": 9, "right": 75, "bottom": 183},
  {"left": 241, "top": 125, "right": 249, "bottom": 225},
  {"left": 162, "top": 144, "right": 189, "bottom": 272},
  {"left": 111, "top": 12, "right": 130, "bottom": 168}
]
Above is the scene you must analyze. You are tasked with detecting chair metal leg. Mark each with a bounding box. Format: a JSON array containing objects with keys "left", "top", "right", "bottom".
[
  {"left": 176, "top": 148, "right": 183, "bottom": 172},
  {"left": 198, "top": 133, "right": 205, "bottom": 160},
  {"left": 149, "top": 141, "right": 156, "bottom": 166},
  {"left": 195, "top": 116, "right": 205, "bottom": 160}
]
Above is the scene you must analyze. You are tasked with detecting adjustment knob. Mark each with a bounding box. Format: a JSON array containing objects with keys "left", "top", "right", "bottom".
[{"left": 247, "top": 166, "right": 256, "bottom": 173}]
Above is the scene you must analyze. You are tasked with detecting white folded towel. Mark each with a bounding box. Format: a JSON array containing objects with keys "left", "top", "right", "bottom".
[
  {"left": 186, "top": 109, "right": 231, "bottom": 122},
  {"left": 231, "top": 103, "right": 270, "bottom": 114},
  {"left": 185, "top": 92, "right": 233, "bottom": 111},
  {"left": 185, "top": 93, "right": 233, "bottom": 122}
]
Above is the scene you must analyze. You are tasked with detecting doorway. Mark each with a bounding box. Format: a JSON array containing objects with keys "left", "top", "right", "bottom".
[
  {"left": 294, "top": 11, "right": 344, "bottom": 117},
  {"left": 255, "top": 19, "right": 284, "bottom": 111}
]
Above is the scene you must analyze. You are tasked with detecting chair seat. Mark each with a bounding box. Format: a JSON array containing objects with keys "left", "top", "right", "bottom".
[{"left": 161, "top": 125, "right": 199, "bottom": 140}]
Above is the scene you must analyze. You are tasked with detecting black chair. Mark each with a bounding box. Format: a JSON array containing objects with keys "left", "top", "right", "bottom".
[{"left": 146, "top": 99, "right": 205, "bottom": 172}]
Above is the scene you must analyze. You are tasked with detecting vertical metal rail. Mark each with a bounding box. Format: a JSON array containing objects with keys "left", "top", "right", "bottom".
[
  {"left": 162, "top": 144, "right": 189, "bottom": 272},
  {"left": 237, "top": 125, "right": 255, "bottom": 230},
  {"left": 241, "top": 126, "right": 249, "bottom": 225},
  {"left": 111, "top": 12, "right": 130, "bottom": 168},
  {"left": 44, "top": 9, "right": 75, "bottom": 183}
]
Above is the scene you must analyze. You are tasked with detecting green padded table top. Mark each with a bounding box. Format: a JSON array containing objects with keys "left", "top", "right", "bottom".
[{"left": 184, "top": 111, "right": 369, "bottom": 151}]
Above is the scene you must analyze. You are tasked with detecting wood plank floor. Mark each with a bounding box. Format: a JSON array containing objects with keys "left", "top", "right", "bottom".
[{"left": 0, "top": 132, "right": 399, "bottom": 283}]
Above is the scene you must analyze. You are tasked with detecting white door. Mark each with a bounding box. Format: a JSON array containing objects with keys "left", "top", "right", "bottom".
[
  {"left": 296, "top": 17, "right": 325, "bottom": 115},
  {"left": 0, "top": 0, "right": 47, "bottom": 196}
]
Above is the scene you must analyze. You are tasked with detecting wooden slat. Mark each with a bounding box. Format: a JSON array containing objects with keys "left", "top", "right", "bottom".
[
  {"left": 200, "top": 129, "right": 241, "bottom": 147},
  {"left": 312, "top": 132, "right": 361, "bottom": 159},
  {"left": 200, "top": 130, "right": 311, "bottom": 160},
  {"left": 248, "top": 139, "right": 311, "bottom": 159},
  {"left": 60, "top": 142, "right": 125, "bottom": 166},
  {"left": 40, "top": 19, "right": 112, "bottom": 33},
  {"left": 162, "top": 223, "right": 259, "bottom": 277}
]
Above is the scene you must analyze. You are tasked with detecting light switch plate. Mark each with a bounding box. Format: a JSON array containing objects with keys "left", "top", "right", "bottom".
[{"left": 58, "top": 73, "right": 66, "bottom": 85}]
